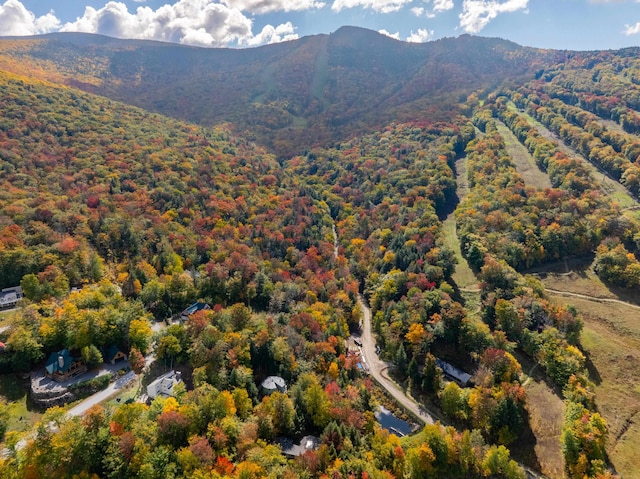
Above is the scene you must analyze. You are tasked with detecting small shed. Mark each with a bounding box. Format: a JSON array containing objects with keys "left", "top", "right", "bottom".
[
  {"left": 104, "top": 345, "right": 128, "bottom": 365},
  {"left": 260, "top": 375, "right": 287, "bottom": 395},
  {"left": 436, "top": 358, "right": 472, "bottom": 387},
  {"left": 180, "top": 302, "right": 211, "bottom": 321},
  {"left": 45, "top": 349, "right": 86, "bottom": 382},
  {"left": 147, "top": 370, "right": 182, "bottom": 399}
]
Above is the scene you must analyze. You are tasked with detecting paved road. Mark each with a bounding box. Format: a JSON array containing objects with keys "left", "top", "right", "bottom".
[
  {"left": 357, "top": 295, "right": 436, "bottom": 425},
  {"left": 66, "top": 371, "right": 136, "bottom": 417},
  {"left": 358, "top": 296, "right": 546, "bottom": 479}
]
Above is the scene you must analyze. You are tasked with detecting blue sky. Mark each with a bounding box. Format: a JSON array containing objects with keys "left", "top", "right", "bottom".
[{"left": 1, "top": 0, "right": 639, "bottom": 50}]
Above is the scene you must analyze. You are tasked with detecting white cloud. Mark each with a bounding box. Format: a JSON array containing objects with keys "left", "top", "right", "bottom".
[
  {"left": 0, "top": 0, "right": 300, "bottom": 47},
  {"left": 433, "top": 0, "right": 454, "bottom": 12},
  {"left": 331, "top": 0, "right": 413, "bottom": 13},
  {"left": 0, "top": 0, "right": 59, "bottom": 35},
  {"left": 378, "top": 28, "right": 400, "bottom": 39},
  {"left": 459, "top": 0, "right": 528, "bottom": 33},
  {"left": 411, "top": 0, "right": 453, "bottom": 18},
  {"left": 223, "top": 0, "right": 324, "bottom": 14},
  {"left": 624, "top": 22, "right": 640, "bottom": 35},
  {"left": 245, "top": 21, "right": 298, "bottom": 45},
  {"left": 406, "top": 27, "right": 433, "bottom": 42},
  {"left": 55, "top": 0, "right": 299, "bottom": 47}
]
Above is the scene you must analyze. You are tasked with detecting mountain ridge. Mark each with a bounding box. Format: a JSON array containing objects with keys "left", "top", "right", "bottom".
[{"left": 0, "top": 27, "right": 566, "bottom": 155}]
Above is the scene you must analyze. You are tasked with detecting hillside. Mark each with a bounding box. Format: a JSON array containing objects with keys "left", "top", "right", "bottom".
[
  {"left": 0, "top": 28, "right": 563, "bottom": 155},
  {"left": 1, "top": 28, "right": 640, "bottom": 479}
]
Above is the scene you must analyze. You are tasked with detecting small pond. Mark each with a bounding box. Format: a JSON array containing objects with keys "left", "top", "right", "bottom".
[{"left": 375, "top": 405, "right": 415, "bottom": 437}]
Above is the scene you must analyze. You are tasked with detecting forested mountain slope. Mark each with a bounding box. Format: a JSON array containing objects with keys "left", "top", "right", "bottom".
[
  {"left": 0, "top": 27, "right": 563, "bottom": 155},
  {"left": 1, "top": 29, "right": 640, "bottom": 479}
]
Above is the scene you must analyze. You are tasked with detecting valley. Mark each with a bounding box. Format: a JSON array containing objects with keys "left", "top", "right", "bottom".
[{"left": 0, "top": 28, "right": 639, "bottom": 479}]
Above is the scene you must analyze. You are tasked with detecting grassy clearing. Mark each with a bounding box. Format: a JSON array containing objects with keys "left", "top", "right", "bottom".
[
  {"left": 536, "top": 271, "right": 640, "bottom": 479},
  {"left": 581, "top": 317, "right": 640, "bottom": 479},
  {"left": 0, "top": 374, "right": 42, "bottom": 443},
  {"left": 0, "top": 309, "right": 16, "bottom": 322},
  {"left": 443, "top": 156, "right": 478, "bottom": 290},
  {"left": 104, "top": 381, "right": 139, "bottom": 409},
  {"left": 494, "top": 120, "right": 552, "bottom": 189},
  {"left": 442, "top": 215, "right": 478, "bottom": 290},
  {"left": 523, "top": 378, "right": 566, "bottom": 479}
]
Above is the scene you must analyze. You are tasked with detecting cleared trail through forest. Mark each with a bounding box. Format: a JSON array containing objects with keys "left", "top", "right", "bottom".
[
  {"left": 443, "top": 155, "right": 480, "bottom": 290},
  {"left": 508, "top": 104, "right": 639, "bottom": 206},
  {"left": 494, "top": 119, "right": 552, "bottom": 189}
]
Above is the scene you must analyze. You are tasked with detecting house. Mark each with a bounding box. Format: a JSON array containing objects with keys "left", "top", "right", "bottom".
[
  {"left": 0, "top": 286, "right": 23, "bottom": 309},
  {"left": 147, "top": 370, "right": 182, "bottom": 399},
  {"left": 45, "top": 349, "right": 86, "bottom": 382},
  {"left": 260, "top": 375, "right": 287, "bottom": 395},
  {"left": 104, "top": 345, "right": 128, "bottom": 365},
  {"left": 180, "top": 302, "right": 211, "bottom": 321},
  {"left": 436, "top": 358, "right": 472, "bottom": 387},
  {"left": 278, "top": 435, "right": 320, "bottom": 458}
]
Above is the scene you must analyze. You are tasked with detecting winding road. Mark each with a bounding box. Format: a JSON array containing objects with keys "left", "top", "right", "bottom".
[{"left": 357, "top": 294, "right": 436, "bottom": 425}]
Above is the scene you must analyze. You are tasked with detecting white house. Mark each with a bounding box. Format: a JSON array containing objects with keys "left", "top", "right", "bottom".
[
  {"left": 0, "top": 286, "right": 23, "bottom": 309},
  {"left": 147, "top": 370, "right": 182, "bottom": 399}
]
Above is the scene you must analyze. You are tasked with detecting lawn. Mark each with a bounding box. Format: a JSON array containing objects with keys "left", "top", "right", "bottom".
[{"left": 0, "top": 374, "right": 42, "bottom": 444}]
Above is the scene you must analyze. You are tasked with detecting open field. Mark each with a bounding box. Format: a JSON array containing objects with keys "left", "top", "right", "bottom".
[
  {"left": 535, "top": 271, "right": 640, "bottom": 479},
  {"left": 494, "top": 120, "right": 552, "bottom": 189}
]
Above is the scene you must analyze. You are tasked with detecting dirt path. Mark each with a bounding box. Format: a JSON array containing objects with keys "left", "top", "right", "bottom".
[{"left": 545, "top": 288, "right": 640, "bottom": 310}]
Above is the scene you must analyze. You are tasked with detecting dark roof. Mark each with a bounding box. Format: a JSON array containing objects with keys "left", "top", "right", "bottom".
[
  {"left": 278, "top": 435, "right": 320, "bottom": 457},
  {"left": 436, "top": 358, "right": 472, "bottom": 386},
  {"left": 181, "top": 302, "right": 210, "bottom": 317},
  {"left": 1, "top": 286, "right": 22, "bottom": 295},
  {"left": 45, "top": 349, "right": 74, "bottom": 374},
  {"left": 104, "top": 344, "right": 123, "bottom": 361}
]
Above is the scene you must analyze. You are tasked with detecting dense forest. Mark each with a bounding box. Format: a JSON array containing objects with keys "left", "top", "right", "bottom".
[{"left": 1, "top": 29, "right": 639, "bottom": 479}]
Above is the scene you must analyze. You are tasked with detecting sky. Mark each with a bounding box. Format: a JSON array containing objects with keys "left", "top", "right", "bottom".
[{"left": 0, "top": 0, "right": 639, "bottom": 50}]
